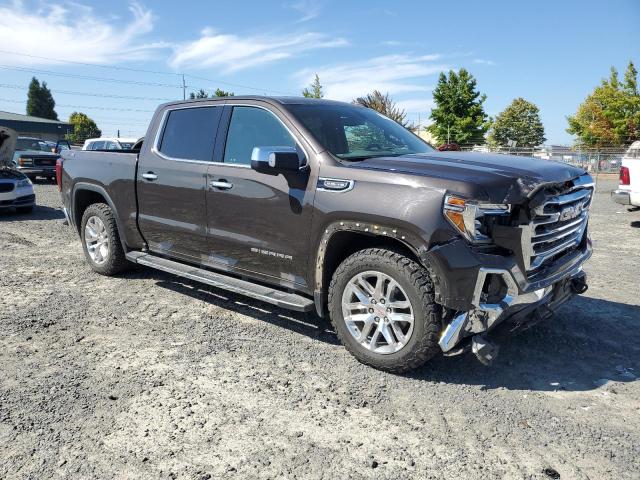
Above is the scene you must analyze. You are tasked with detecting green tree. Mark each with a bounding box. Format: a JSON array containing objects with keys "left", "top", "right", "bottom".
[
  {"left": 353, "top": 90, "right": 410, "bottom": 127},
  {"left": 66, "top": 112, "right": 101, "bottom": 144},
  {"left": 213, "top": 88, "right": 234, "bottom": 97},
  {"left": 189, "top": 88, "right": 234, "bottom": 99},
  {"left": 302, "top": 74, "right": 323, "bottom": 98},
  {"left": 26, "top": 77, "right": 58, "bottom": 120},
  {"left": 567, "top": 62, "right": 640, "bottom": 148},
  {"left": 427, "top": 69, "right": 489, "bottom": 145},
  {"left": 487, "top": 98, "right": 546, "bottom": 148}
]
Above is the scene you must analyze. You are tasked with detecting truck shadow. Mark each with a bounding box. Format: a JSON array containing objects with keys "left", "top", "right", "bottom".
[
  {"left": 0, "top": 204, "right": 65, "bottom": 222},
  {"left": 408, "top": 296, "right": 640, "bottom": 392},
  {"left": 124, "top": 267, "right": 639, "bottom": 392},
  {"left": 126, "top": 268, "right": 339, "bottom": 346}
]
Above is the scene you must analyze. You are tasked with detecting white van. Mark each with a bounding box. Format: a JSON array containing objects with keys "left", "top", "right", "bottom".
[{"left": 612, "top": 141, "right": 640, "bottom": 208}]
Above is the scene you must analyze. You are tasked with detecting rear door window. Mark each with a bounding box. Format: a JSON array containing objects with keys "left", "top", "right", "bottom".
[
  {"left": 159, "top": 106, "right": 222, "bottom": 161},
  {"left": 223, "top": 106, "right": 296, "bottom": 165},
  {"left": 92, "top": 141, "right": 105, "bottom": 150}
]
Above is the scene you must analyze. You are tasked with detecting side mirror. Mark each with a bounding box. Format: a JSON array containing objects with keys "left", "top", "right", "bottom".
[{"left": 251, "top": 146, "right": 305, "bottom": 174}]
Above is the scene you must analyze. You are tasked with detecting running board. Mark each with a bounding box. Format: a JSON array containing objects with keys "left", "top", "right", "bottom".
[{"left": 126, "top": 251, "right": 314, "bottom": 312}]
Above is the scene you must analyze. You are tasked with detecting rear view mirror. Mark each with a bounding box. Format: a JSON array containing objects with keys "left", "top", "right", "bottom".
[{"left": 251, "top": 146, "right": 305, "bottom": 174}]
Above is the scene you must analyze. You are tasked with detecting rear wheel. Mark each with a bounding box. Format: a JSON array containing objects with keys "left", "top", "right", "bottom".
[
  {"left": 80, "top": 203, "right": 129, "bottom": 275},
  {"left": 328, "top": 248, "right": 442, "bottom": 373}
]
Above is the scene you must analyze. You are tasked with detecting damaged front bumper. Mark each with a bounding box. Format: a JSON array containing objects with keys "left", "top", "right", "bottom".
[{"left": 424, "top": 235, "right": 592, "bottom": 362}]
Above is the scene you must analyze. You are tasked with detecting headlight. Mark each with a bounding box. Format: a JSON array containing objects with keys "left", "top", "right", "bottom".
[
  {"left": 443, "top": 194, "right": 510, "bottom": 243},
  {"left": 18, "top": 157, "right": 33, "bottom": 166},
  {"left": 17, "top": 178, "right": 32, "bottom": 188}
]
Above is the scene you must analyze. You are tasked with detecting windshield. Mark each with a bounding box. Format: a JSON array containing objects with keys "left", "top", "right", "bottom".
[
  {"left": 15, "top": 138, "right": 50, "bottom": 152},
  {"left": 288, "top": 104, "right": 433, "bottom": 160}
]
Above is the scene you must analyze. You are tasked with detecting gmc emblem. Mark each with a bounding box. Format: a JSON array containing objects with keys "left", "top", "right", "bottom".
[{"left": 559, "top": 204, "right": 583, "bottom": 221}]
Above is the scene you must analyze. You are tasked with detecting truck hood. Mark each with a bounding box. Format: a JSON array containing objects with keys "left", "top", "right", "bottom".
[{"left": 348, "top": 151, "right": 587, "bottom": 203}]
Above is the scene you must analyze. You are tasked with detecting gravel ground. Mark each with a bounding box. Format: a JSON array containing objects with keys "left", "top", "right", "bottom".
[{"left": 1, "top": 177, "right": 639, "bottom": 480}]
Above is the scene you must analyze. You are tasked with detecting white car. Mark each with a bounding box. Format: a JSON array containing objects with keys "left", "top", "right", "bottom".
[
  {"left": 612, "top": 141, "right": 640, "bottom": 208},
  {"left": 82, "top": 137, "right": 138, "bottom": 151},
  {"left": 0, "top": 168, "right": 35, "bottom": 214}
]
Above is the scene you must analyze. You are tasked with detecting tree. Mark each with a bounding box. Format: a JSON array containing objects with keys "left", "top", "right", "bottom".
[
  {"left": 353, "top": 90, "right": 410, "bottom": 127},
  {"left": 66, "top": 112, "right": 101, "bottom": 144},
  {"left": 567, "top": 61, "right": 640, "bottom": 148},
  {"left": 302, "top": 74, "right": 323, "bottom": 98},
  {"left": 487, "top": 98, "right": 546, "bottom": 148},
  {"left": 26, "top": 77, "right": 58, "bottom": 120},
  {"left": 427, "top": 69, "right": 489, "bottom": 145},
  {"left": 189, "top": 88, "right": 234, "bottom": 99}
]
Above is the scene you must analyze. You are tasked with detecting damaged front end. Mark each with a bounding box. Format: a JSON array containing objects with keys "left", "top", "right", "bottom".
[{"left": 425, "top": 173, "right": 594, "bottom": 365}]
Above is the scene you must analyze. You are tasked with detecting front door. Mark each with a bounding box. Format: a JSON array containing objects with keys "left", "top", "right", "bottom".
[
  {"left": 205, "top": 104, "right": 316, "bottom": 289},
  {"left": 137, "top": 105, "right": 223, "bottom": 261}
]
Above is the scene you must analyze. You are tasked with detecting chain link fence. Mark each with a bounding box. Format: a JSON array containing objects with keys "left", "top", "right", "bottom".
[{"left": 455, "top": 145, "right": 631, "bottom": 175}]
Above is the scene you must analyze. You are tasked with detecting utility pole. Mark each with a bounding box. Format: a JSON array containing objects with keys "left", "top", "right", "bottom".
[
  {"left": 182, "top": 74, "right": 186, "bottom": 100},
  {"left": 117, "top": 129, "right": 120, "bottom": 138},
  {"left": 447, "top": 124, "right": 451, "bottom": 144}
]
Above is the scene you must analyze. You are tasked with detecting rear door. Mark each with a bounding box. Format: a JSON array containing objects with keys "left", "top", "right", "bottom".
[
  {"left": 137, "top": 104, "right": 223, "bottom": 261},
  {"left": 204, "top": 102, "right": 316, "bottom": 289}
]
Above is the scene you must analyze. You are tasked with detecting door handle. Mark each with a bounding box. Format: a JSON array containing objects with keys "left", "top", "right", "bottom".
[
  {"left": 141, "top": 172, "right": 158, "bottom": 181},
  {"left": 210, "top": 180, "right": 233, "bottom": 190}
]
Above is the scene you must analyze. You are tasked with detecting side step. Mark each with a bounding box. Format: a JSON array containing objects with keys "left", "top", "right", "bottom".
[{"left": 126, "top": 251, "right": 315, "bottom": 312}]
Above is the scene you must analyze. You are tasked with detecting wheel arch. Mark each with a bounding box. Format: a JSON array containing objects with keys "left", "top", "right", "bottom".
[
  {"left": 72, "top": 183, "right": 129, "bottom": 252},
  {"left": 313, "top": 220, "right": 428, "bottom": 317}
]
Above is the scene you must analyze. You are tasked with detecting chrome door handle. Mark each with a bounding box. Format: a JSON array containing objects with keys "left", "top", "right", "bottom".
[
  {"left": 210, "top": 180, "right": 233, "bottom": 190},
  {"left": 141, "top": 172, "right": 158, "bottom": 181}
]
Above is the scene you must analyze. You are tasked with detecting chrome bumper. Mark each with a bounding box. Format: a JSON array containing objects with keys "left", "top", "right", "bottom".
[
  {"left": 611, "top": 189, "right": 631, "bottom": 205},
  {"left": 439, "top": 264, "right": 585, "bottom": 352}
]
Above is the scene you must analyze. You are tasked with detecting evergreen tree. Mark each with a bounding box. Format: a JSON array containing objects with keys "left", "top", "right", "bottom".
[
  {"left": 302, "top": 74, "right": 323, "bottom": 98},
  {"left": 488, "top": 98, "right": 546, "bottom": 148},
  {"left": 26, "top": 77, "right": 58, "bottom": 120},
  {"left": 427, "top": 69, "right": 489, "bottom": 145},
  {"left": 189, "top": 88, "right": 234, "bottom": 99}
]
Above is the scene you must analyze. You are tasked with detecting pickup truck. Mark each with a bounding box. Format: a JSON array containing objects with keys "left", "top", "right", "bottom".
[
  {"left": 612, "top": 140, "right": 640, "bottom": 208},
  {"left": 59, "top": 96, "right": 593, "bottom": 372}
]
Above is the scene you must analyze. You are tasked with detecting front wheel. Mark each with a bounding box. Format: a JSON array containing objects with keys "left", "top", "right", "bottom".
[
  {"left": 80, "top": 203, "right": 129, "bottom": 275},
  {"left": 328, "top": 248, "right": 442, "bottom": 373}
]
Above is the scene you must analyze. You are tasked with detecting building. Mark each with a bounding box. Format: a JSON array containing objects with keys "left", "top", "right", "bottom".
[{"left": 0, "top": 111, "right": 71, "bottom": 142}]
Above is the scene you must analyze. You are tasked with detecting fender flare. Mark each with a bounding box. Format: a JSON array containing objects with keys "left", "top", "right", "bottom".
[
  {"left": 313, "top": 219, "right": 429, "bottom": 315},
  {"left": 71, "top": 182, "right": 129, "bottom": 252}
]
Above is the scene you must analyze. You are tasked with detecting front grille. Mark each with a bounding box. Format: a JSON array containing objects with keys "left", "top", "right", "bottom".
[
  {"left": 0, "top": 182, "right": 15, "bottom": 193},
  {"left": 527, "top": 184, "right": 593, "bottom": 276},
  {"left": 33, "top": 156, "right": 57, "bottom": 167}
]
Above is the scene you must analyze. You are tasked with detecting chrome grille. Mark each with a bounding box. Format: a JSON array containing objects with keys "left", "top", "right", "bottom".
[
  {"left": 33, "top": 156, "right": 57, "bottom": 167},
  {"left": 527, "top": 185, "right": 593, "bottom": 276}
]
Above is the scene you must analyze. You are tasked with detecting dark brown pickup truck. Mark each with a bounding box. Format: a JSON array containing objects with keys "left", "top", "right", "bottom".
[{"left": 59, "top": 96, "right": 593, "bottom": 372}]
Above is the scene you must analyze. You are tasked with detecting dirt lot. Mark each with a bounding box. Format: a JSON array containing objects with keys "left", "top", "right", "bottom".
[{"left": 1, "top": 177, "right": 639, "bottom": 479}]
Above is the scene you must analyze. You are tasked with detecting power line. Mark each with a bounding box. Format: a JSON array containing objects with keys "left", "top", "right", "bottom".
[
  {"left": 0, "top": 65, "right": 182, "bottom": 88},
  {"left": 0, "top": 97, "right": 154, "bottom": 113},
  {"left": 0, "top": 49, "right": 298, "bottom": 96},
  {"left": 0, "top": 83, "right": 174, "bottom": 102}
]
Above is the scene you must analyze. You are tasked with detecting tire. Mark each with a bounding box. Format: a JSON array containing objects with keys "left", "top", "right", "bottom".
[
  {"left": 328, "top": 248, "right": 442, "bottom": 373},
  {"left": 80, "top": 203, "right": 129, "bottom": 275},
  {"left": 16, "top": 206, "right": 34, "bottom": 214}
]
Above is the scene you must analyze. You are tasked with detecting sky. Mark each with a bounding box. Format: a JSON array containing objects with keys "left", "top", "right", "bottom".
[{"left": 0, "top": 0, "right": 638, "bottom": 142}]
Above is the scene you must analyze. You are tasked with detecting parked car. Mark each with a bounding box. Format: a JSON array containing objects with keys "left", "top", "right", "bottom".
[
  {"left": 12, "top": 136, "right": 60, "bottom": 182},
  {"left": 437, "top": 143, "right": 461, "bottom": 151},
  {"left": 82, "top": 137, "right": 138, "bottom": 151},
  {"left": 612, "top": 141, "right": 640, "bottom": 208},
  {"left": 59, "top": 97, "right": 592, "bottom": 372},
  {"left": 1, "top": 128, "right": 35, "bottom": 213}
]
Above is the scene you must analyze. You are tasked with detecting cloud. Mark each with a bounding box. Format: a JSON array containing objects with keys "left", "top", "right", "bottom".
[
  {"left": 473, "top": 58, "right": 496, "bottom": 66},
  {"left": 0, "top": 2, "right": 166, "bottom": 65},
  {"left": 396, "top": 98, "right": 435, "bottom": 113},
  {"left": 287, "top": 0, "right": 322, "bottom": 23},
  {"left": 296, "top": 54, "right": 446, "bottom": 101},
  {"left": 169, "top": 29, "right": 348, "bottom": 73}
]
